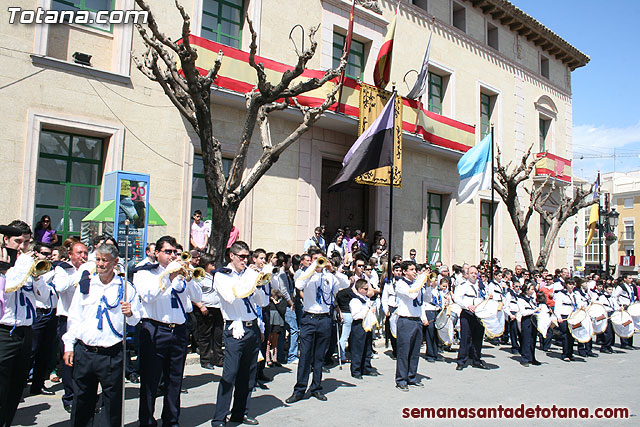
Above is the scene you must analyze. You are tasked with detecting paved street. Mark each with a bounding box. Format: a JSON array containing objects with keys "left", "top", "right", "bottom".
[{"left": 13, "top": 335, "right": 640, "bottom": 426}]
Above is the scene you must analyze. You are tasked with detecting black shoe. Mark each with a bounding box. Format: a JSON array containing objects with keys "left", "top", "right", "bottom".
[
  {"left": 426, "top": 357, "right": 435, "bottom": 363},
  {"left": 128, "top": 373, "right": 140, "bottom": 383},
  {"left": 396, "top": 384, "right": 409, "bottom": 391},
  {"left": 322, "top": 367, "right": 331, "bottom": 373},
  {"left": 520, "top": 361, "right": 530, "bottom": 367},
  {"left": 472, "top": 361, "right": 489, "bottom": 370},
  {"left": 311, "top": 391, "right": 327, "bottom": 401},
  {"left": 511, "top": 349, "right": 520, "bottom": 355},
  {"left": 409, "top": 382, "right": 425, "bottom": 388},
  {"left": 285, "top": 393, "right": 304, "bottom": 404},
  {"left": 531, "top": 360, "right": 542, "bottom": 366},
  {"left": 600, "top": 348, "right": 613, "bottom": 354},
  {"left": 30, "top": 387, "right": 55, "bottom": 396},
  {"left": 181, "top": 387, "right": 189, "bottom": 394},
  {"left": 390, "top": 355, "right": 397, "bottom": 360},
  {"left": 63, "top": 404, "right": 72, "bottom": 414},
  {"left": 456, "top": 364, "right": 465, "bottom": 371},
  {"left": 436, "top": 355, "right": 444, "bottom": 361},
  {"left": 211, "top": 423, "right": 225, "bottom": 427},
  {"left": 257, "top": 373, "right": 271, "bottom": 383},
  {"left": 363, "top": 370, "right": 379, "bottom": 377},
  {"left": 569, "top": 356, "right": 576, "bottom": 361},
  {"left": 587, "top": 352, "right": 599, "bottom": 358},
  {"left": 229, "top": 415, "right": 259, "bottom": 425},
  {"left": 201, "top": 363, "right": 216, "bottom": 370},
  {"left": 351, "top": 374, "right": 363, "bottom": 380},
  {"left": 578, "top": 352, "right": 587, "bottom": 357}
]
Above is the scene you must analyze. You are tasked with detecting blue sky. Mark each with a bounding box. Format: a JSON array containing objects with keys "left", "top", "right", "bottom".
[{"left": 514, "top": 0, "right": 640, "bottom": 181}]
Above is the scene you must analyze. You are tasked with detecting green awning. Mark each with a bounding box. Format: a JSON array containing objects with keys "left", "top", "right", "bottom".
[
  {"left": 82, "top": 200, "right": 166, "bottom": 226},
  {"left": 81, "top": 200, "right": 116, "bottom": 222},
  {"left": 148, "top": 204, "right": 167, "bottom": 226}
]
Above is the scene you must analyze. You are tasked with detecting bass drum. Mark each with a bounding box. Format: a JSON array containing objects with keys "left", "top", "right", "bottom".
[
  {"left": 567, "top": 309, "right": 593, "bottom": 343},
  {"left": 535, "top": 308, "right": 554, "bottom": 339},
  {"left": 587, "top": 303, "right": 608, "bottom": 335},
  {"left": 437, "top": 316, "right": 455, "bottom": 346},
  {"left": 475, "top": 299, "right": 505, "bottom": 338},
  {"left": 626, "top": 302, "right": 640, "bottom": 331},
  {"left": 611, "top": 310, "right": 635, "bottom": 339}
]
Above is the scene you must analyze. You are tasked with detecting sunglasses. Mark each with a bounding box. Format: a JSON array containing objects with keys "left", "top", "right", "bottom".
[
  {"left": 161, "top": 249, "right": 179, "bottom": 255},
  {"left": 233, "top": 253, "right": 250, "bottom": 260},
  {"left": 40, "top": 251, "right": 52, "bottom": 256},
  {"left": 356, "top": 264, "right": 365, "bottom": 268}
]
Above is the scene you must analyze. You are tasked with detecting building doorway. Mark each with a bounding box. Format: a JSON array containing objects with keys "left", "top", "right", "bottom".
[{"left": 320, "top": 159, "right": 369, "bottom": 245}]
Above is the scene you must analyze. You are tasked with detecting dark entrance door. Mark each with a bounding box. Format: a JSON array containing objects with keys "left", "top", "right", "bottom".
[{"left": 320, "top": 159, "right": 369, "bottom": 244}]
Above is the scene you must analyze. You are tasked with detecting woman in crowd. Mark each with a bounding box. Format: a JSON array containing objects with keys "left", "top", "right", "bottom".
[{"left": 34, "top": 215, "right": 58, "bottom": 246}]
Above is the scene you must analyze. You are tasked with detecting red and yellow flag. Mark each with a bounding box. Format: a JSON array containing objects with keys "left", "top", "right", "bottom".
[{"left": 373, "top": 10, "right": 397, "bottom": 90}]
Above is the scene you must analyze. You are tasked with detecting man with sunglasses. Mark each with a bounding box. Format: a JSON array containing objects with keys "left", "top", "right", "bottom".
[
  {"left": 538, "top": 275, "right": 556, "bottom": 351},
  {"left": 211, "top": 241, "right": 266, "bottom": 427},
  {"left": 133, "top": 236, "right": 203, "bottom": 427}
]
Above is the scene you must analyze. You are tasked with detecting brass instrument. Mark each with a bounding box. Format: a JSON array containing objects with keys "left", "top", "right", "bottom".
[
  {"left": 158, "top": 261, "right": 205, "bottom": 291},
  {"left": 114, "top": 264, "right": 126, "bottom": 277},
  {"left": 180, "top": 251, "right": 192, "bottom": 263},
  {"left": 316, "top": 257, "right": 328, "bottom": 269},
  {"left": 4, "top": 254, "right": 52, "bottom": 293},
  {"left": 255, "top": 271, "right": 273, "bottom": 288},
  {"left": 428, "top": 272, "right": 438, "bottom": 283},
  {"left": 191, "top": 267, "right": 206, "bottom": 282}
]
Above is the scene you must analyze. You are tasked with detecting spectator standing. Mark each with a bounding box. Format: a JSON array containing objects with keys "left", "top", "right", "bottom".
[
  {"left": 34, "top": 215, "right": 58, "bottom": 246},
  {"left": 190, "top": 210, "right": 208, "bottom": 252}
]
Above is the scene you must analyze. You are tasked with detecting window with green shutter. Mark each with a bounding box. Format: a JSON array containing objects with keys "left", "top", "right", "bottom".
[
  {"left": 428, "top": 72, "right": 443, "bottom": 114},
  {"left": 191, "top": 154, "right": 232, "bottom": 220},
  {"left": 201, "top": 0, "right": 244, "bottom": 49},
  {"left": 427, "top": 193, "right": 443, "bottom": 264},
  {"left": 333, "top": 33, "right": 365, "bottom": 80}
]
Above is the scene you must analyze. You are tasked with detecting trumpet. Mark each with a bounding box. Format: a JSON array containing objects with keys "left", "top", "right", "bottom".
[
  {"left": 158, "top": 262, "right": 206, "bottom": 291},
  {"left": 180, "top": 251, "right": 192, "bottom": 263},
  {"left": 4, "top": 255, "right": 52, "bottom": 293},
  {"left": 255, "top": 271, "right": 273, "bottom": 288},
  {"left": 429, "top": 272, "right": 438, "bottom": 283},
  {"left": 316, "top": 257, "right": 328, "bottom": 269}
]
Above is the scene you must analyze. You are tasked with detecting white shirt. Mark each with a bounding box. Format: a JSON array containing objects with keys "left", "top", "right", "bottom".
[
  {"left": 395, "top": 276, "right": 427, "bottom": 321},
  {"left": 553, "top": 290, "right": 578, "bottom": 317},
  {"left": 453, "top": 280, "right": 486, "bottom": 311},
  {"left": 62, "top": 274, "right": 142, "bottom": 352},
  {"left": 517, "top": 294, "right": 537, "bottom": 317},
  {"left": 327, "top": 242, "right": 344, "bottom": 259},
  {"left": 0, "top": 275, "right": 49, "bottom": 327},
  {"left": 199, "top": 273, "right": 220, "bottom": 308},
  {"left": 349, "top": 294, "right": 372, "bottom": 321},
  {"left": 36, "top": 269, "right": 57, "bottom": 310},
  {"left": 214, "top": 264, "right": 267, "bottom": 321},
  {"left": 134, "top": 264, "right": 203, "bottom": 324},
  {"left": 598, "top": 292, "right": 618, "bottom": 313},
  {"left": 423, "top": 285, "right": 440, "bottom": 311},
  {"left": 575, "top": 288, "right": 594, "bottom": 308},
  {"left": 381, "top": 277, "right": 399, "bottom": 312},
  {"left": 54, "top": 264, "right": 79, "bottom": 317},
  {"left": 613, "top": 282, "right": 636, "bottom": 307},
  {"left": 295, "top": 267, "right": 349, "bottom": 314}
]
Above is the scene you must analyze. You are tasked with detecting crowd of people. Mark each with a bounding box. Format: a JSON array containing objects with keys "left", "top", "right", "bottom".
[{"left": 0, "top": 216, "right": 639, "bottom": 426}]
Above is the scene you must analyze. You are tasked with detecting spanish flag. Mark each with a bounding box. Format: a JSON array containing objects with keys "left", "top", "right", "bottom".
[
  {"left": 373, "top": 10, "right": 397, "bottom": 89},
  {"left": 585, "top": 173, "right": 600, "bottom": 246}
]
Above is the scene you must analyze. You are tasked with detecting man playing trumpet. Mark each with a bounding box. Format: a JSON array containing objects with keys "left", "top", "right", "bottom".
[
  {"left": 286, "top": 248, "right": 349, "bottom": 404},
  {"left": 62, "top": 243, "right": 142, "bottom": 426}
]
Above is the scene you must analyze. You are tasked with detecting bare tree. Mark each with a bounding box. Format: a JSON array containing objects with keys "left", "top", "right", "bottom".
[
  {"left": 494, "top": 145, "right": 596, "bottom": 271},
  {"left": 132, "top": 0, "right": 346, "bottom": 264}
]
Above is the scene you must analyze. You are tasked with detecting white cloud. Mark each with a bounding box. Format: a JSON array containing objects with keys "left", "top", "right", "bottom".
[{"left": 573, "top": 122, "right": 640, "bottom": 150}]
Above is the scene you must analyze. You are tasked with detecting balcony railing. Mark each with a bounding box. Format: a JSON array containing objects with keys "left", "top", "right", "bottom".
[{"left": 535, "top": 152, "right": 572, "bottom": 183}]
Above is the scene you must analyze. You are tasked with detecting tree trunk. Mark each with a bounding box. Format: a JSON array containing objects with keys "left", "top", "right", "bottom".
[{"left": 208, "top": 206, "right": 236, "bottom": 268}]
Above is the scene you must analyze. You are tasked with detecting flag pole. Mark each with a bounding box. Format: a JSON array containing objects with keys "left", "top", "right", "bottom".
[
  {"left": 388, "top": 87, "right": 396, "bottom": 283},
  {"left": 334, "top": 0, "right": 356, "bottom": 113},
  {"left": 490, "top": 125, "right": 495, "bottom": 282},
  {"left": 121, "top": 219, "right": 130, "bottom": 427}
]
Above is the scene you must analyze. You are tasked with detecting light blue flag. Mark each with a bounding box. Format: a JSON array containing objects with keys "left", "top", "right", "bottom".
[{"left": 457, "top": 133, "right": 492, "bottom": 204}]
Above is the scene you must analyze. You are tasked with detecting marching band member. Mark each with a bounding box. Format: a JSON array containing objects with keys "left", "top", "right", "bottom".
[
  {"left": 422, "top": 275, "right": 441, "bottom": 362},
  {"left": 54, "top": 241, "right": 89, "bottom": 413},
  {"left": 453, "top": 265, "right": 489, "bottom": 371},
  {"left": 349, "top": 279, "right": 376, "bottom": 379},
  {"left": 613, "top": 274, "right": 638, "bottom": 350},
  {"left": 211, "top": 241, "right": 266, "bottom": 427},
  {"left": 133, "top": 236, "right": 202, "bottom": 427},
  {"left": 575, "top": 278, "right": 598, "bottom": 357},
  {"left": 598, "top": 282, "right": 618, "bottom": 354},
  {"left": 62, "top": 243, "right": 142, "bottom": 426},
  {"left": 286, "top": 248, "right": 349, "bottom": 404},
  {"left": 394, "top": 261, "right": 428, "bottom": 391},
  {"left": 381, "top": 263, "right": 402, "bottom": 359},
  {"left": 517, "top": 281, "right": 541, "bottom": 366},
  {"left": 0, "top": 222, "right": 49, "bottom": 426},
  {"left": 553, "top": 279, "right": 578, "bottom": 361},
  {"left": 505, "top": 281, "right": 521, "bottom": 354}
]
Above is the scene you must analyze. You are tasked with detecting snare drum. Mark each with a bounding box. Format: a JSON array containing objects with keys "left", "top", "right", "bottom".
[
  {"left": 627, "top": 302, "right": 640, "bottom": 331},
  {"left": 587, "top": 303, "right": 608, "bottom": 335},
  {"left": 567, "top": 308, "right": 593, "bottom": 343},
  {"left": 475, "top": 299, "right": 505, "bottom": 338},
  {"left": 611, "top": 310, "right": 635, "bottom": 338}
]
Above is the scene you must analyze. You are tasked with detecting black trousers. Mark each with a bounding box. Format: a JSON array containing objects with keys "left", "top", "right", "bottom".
[
  {"left": 349, "top": 320, "right": 372, "bottom": 377},
  {"left": 395, "top": 317, "right": 422, "bottom": 386},
  {"left": 621, "top": 334, "right": 634, "bottom": 348},
  {"left": 0, "top": 325, "right": 32, "bottom": 426},
  {"left": 558, "top": 315, "right": 574, "bottom": 359},
  {"left": 257, "top": 307, "right": 270, "bottom": 378},
  {"left": 325, "top": 309, "right": 339, "bottom": 364},
  {"left": 30, "top": 309, "right": 58, "bottom": 392},
  {"left": 138, "top": 320, "right": 188, "bottom": 426},
  {"left": 293, "top": 313, "right": 331, "bottom": 395},
  {"left": 194, "top": 307, "right": 224, "bottom": 366},
  {"left": 212, "top": 322, "right": 260, "bottom": 424},
  {"left": 601, "top": 319, "right": 614, "bottom": 351},
  {"left": 71, "top": 341, "right": 123, "bottom": 427},
  {"left": 577, "top": 338, "right": 593, "bottom": 355},
  {"left": 457, "top": 310, "right": 484, "bottom": 366},
  {"left": 538, "top": 329, "right": 552, "bottom": 351},
  {"left": 384, "top": 307, "right": 397, "bottom": 357},
  {"left": 520, "top": 316, "right": 537, "bottom": 363},
  {"left": 507, "top": 316, "right": 520, "bottom": 352},
  {"left": 424, "top": 310, "right": 438, "bottom": 359},
  {"left": 57, "top": 315, "right": 74, "bottom": 407}
]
